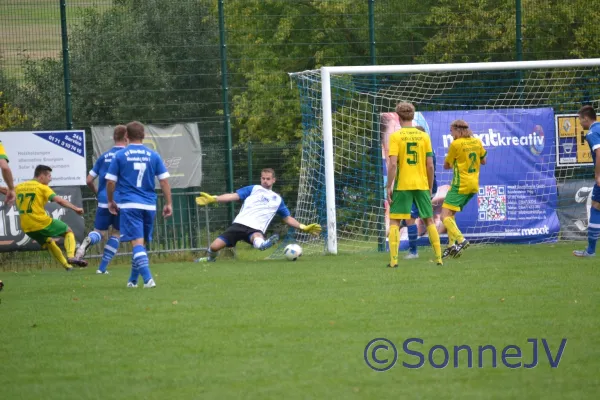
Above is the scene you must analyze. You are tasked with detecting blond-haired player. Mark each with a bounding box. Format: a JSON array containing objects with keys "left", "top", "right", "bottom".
[
  {"left": 441, "top": 120, "right": 487, "bottom": 258},
  {"left": 386, "top": 102, "right": 442, "bottom": 267}
]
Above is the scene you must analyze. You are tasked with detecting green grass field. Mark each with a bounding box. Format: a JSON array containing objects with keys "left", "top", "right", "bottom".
[{"left": 1, "top": 242, "right": 599, "bottom": 399}]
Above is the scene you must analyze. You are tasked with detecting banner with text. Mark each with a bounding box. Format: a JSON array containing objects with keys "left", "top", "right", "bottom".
[
  {"left": 91, "top": 124, "right": 202, "bottom": 188},
  {"left": 382, "top": 108, "right": 559, "bottom": 246},
  {"left": 555, "top": 113, "right": 600, "bottom": 166},
  {"left": 556, "top": 179, "right": 593, "bottom": 241},
  {"left": 0, "top": 187, "right": 85, "bottom": 252},
  {"left": 0, "top": 130, "right": 87, "bottom": 186}
]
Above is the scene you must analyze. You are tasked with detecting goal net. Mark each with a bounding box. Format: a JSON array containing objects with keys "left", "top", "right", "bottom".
[{"left": 286, "top": 59, "right": 600, "bottom": 255}]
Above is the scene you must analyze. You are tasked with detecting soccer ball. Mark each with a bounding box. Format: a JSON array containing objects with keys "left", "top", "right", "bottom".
[{"left": 284, "top": 244, "right": 303, "bottom": 261}]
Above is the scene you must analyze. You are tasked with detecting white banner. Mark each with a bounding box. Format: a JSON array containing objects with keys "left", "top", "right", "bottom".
[
  {"left": 92, "top": 124, "right": 202, "bottom": 189},
  {"left": 0, "top": 130, "right": 87, "bottom": 186}
]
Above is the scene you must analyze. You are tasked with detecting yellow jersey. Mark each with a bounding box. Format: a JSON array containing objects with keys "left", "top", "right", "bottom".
[
  {"left": 388, "top": 127, "right": 434, "bottom": 191},
  {"left": 15, "top": 180, "right": 56, "bottom": 232},
  {"left": 445, "top": 137, "right": 487, "bottom": 194},
  {"left": 0, "top": 141, "right": 8, "bottom": 161}
]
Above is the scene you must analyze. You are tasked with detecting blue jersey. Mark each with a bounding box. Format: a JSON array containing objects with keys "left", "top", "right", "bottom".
[
  {"left": 105, "top": 143, "right": 170, "bottom": 210},
  {"left": 90, "top": 146, "right": 125, "bottom": 208},
  {"left": 586, "top": 121, "right": 600, "bottom": 166}
]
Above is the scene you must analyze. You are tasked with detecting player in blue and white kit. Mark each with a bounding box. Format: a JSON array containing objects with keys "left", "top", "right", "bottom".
[
  {"left": 194, "top": 168, "right": 321, "bottom": 262},
  {"left": 75, "top": 125, "right": 128, "bottom": 274},
  {"left": 573, "top": 105, "right": 600, "bottom": 257},
  {"left": 105, "top": 121, "right": 173, "bottom": 287}
]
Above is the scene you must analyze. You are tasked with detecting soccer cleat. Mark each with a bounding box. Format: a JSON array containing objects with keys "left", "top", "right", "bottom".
[
  {"left": 573, "top": 250, "right": 596, "bottom": 257},
  {"left": 453, "top": 240, "right": 470, "bottom": 258},
  {"left": 68, "top": 257, "right": 88, "bottom": 268},
  {"left": 65, "top": 266, "right": 75, "bottom": 272},
  {"left": 436, "top": 258, "right": 443, "bottom": 266},
  {"left": 75, "top": 236, "right": 92, "bottom": 259},
  {"left": 195, "top": 257, "right": 216, "bottom": 263},
  {"left": 442, "top": 245, "right": 457, "bottom": 259},
  {"left": 258, "top": 234, "right": 279, "bottom": 251},
  {"left": 126, "top": 281, "right": 138, "bottom": 288},
  {"left": 386, "top": 263, "right": 398, "bottom": 268},
  {"left": 143, "top": 279, "right": 156, "bottom": 288},
  {"left": 96, "top": 270, "right": 110, "bottom": 275},
  {"left": 404, "top": 252, "right": 419, "bottom": 260}
]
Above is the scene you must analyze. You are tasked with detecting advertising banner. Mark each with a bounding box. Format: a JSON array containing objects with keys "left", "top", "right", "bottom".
[
  {"left": 555, "top": 114, "right": 600, "bottom": 167},
  {"left": 91, "top": 124, "right": 202, "bottom": 188},
  {"left": 0, "top": 130, "right": 87, "bottom": 186},
  {"left": 381, "top": 108, "right": 560, "bottom": 247},
  {"left": 556, "top": 179, "right": 594, "bottom": 241}
]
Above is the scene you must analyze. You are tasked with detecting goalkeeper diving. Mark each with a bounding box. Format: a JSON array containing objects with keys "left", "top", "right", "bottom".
[{"left": 195, "top": 168, "right": 321, "bottom": 262}]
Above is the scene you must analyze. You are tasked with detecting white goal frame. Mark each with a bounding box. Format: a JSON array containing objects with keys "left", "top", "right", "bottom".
[{"left": 313, "top": 58, "right": 600, "bottom": 254}]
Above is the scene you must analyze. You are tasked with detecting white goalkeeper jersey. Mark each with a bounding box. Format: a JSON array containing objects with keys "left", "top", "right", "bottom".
[{"left": 233, "top": 185, "right": 291, "bottom": 232}]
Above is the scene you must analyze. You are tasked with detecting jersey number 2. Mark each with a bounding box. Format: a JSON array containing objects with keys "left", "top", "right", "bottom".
[
  {"left": 467, "top": 152, "right": 477, "bottom": 173},
  {"left": 134, "top": 162, "right": 146, "bottom": 187}
]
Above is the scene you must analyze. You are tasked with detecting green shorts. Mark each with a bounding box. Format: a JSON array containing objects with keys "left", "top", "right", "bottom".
[
  {"left": 26, "top": 219, "right": 69, "bottom": 245},
  {"left": 390, "top": 190, "right": 433, "bottom": 220},
  {"left": 442, "top": 186, "right": 476, "bottom": 212}
]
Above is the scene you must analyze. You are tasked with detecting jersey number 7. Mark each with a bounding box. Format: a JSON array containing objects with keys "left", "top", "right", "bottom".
[{"left": 134, "top": 162, "right": 147, "bottom": 188}]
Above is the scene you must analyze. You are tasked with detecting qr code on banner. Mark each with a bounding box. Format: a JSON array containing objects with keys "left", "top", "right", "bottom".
[{"left": 477, "top": 185, "right": 507, "bottom": 221}]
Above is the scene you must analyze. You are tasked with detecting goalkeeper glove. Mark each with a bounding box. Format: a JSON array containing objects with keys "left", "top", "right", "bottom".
[
  {"left": 195, "top": 192, "right": 217, "bottom": 206},
  {"left": 299, "top": 223, "right": 322, "bottom": 236}
]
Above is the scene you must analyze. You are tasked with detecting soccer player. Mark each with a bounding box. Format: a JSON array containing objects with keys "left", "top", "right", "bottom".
[
  {"left": 106, "top": 121, "right": 172, "bottom": 288},
  {"left": 440, "top": 120, "right": 487, "bottom": 258},
  {"left": 386, "top": 102, "right": 442, "bottom": 267},
  {"left": 75, "top": 125, "right": 128, "bottom": 274},
  {"left": 0, "top": 139, "right": 16, "bottom": 205},
  {"left": 573, "top": 105, "right": 600, "bottom": 257},
  {"left": 15, "top": 165, "right": 88, "bottom": 270},
  {"left": 194, "top": 168, "right": 321, "bottom": 262},
  {"left": 401, "top": 125, "right": 438, "bottom": 259}
]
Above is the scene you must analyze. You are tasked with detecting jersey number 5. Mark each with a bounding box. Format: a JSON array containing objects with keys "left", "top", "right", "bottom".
[
  {"left": 134, "top": 162, "right": 147, "bottom": 187},
  {"left": 17, "top": 193, "right": 36, "bottom": 214},
  {"left": 406, "top": 142, "right": 418, "bottom": 165}
]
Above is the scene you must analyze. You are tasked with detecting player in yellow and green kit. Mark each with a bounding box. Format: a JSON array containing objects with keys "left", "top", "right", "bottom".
[
  {"left": 441, "top": 120, "right": 487, "bottom": 259},
  {"left": 15, "top": 165, "right": 88, "bottom": 270},
  {"left": 386, "top": 102, "right": 442, "bottom": 267}
]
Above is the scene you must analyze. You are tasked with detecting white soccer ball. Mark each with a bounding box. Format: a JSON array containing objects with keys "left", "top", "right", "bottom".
[{"left": 284, "top": 244, "right": 303, "bottom": 261}]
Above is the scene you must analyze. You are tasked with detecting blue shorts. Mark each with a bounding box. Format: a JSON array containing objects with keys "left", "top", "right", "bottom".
[
  {"left": 119, "top": 208, "right": 156, "bottom": 243},
  {"left": 593, "top": 184, "right": 600, "bottom": 203},
  {"left": 94, "top": 207, "right": 120, "bottom": 231}
]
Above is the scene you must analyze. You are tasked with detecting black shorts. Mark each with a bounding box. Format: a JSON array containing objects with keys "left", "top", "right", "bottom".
[{"left": 218, "top": 223, "right": 263, "bottom": 247}]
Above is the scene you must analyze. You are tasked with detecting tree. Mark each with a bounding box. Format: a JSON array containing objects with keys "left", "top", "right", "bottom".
[
  {"left": 17, "top": 0, "right": 221, "bottom": 129},
  {"left": 418, "top": 0, "right": 517, "bottom": 64},
  {"left": 223, "top": 0, "right": 373, "bottom": 144},
  {"left": 0, "top": 91, "right": 28, "bottom": 131}
]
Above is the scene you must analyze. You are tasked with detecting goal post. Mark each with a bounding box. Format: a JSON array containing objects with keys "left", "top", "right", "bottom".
[{"left": 290, "top": 58, "right": 600, "bottom": 255}]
